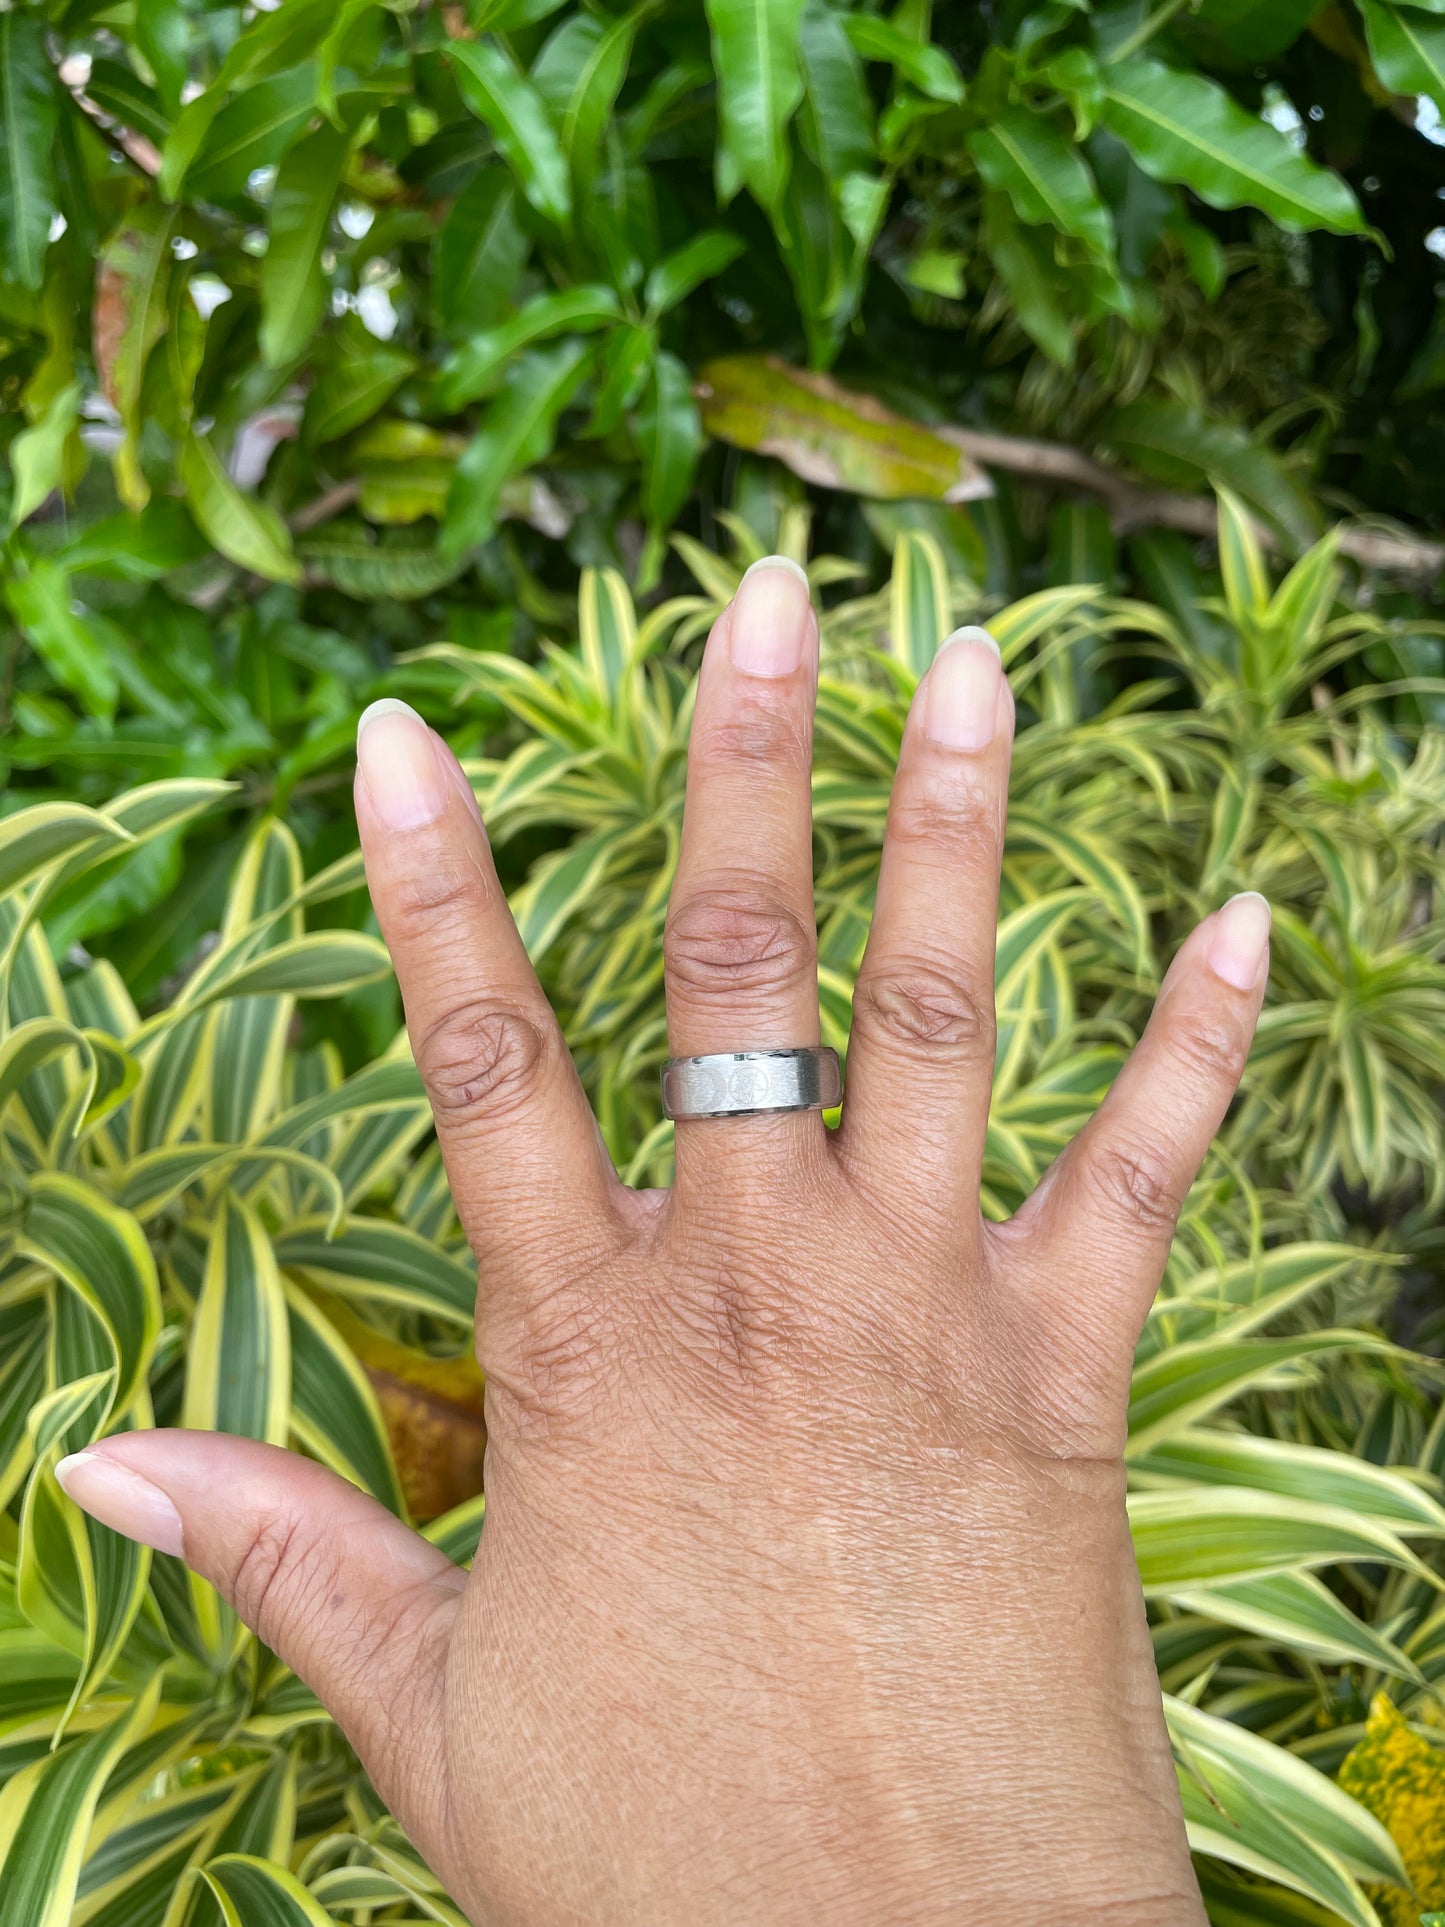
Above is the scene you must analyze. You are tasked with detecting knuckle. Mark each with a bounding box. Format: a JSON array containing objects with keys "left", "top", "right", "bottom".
[
  {"left": 415, "top": 998, "right": 550, "bottom": 1125},
  {"left": 853, "top": 963, "right": 996, "bottom": 1063},
  {"left": 387, "top": 850, "right": 492, "bottom": 940},
  {"left": 229, "top": 1508, "right": 322, "bottom": 1648},
  {"left": 693, "top": 698, "right": 811, "bottom": 774},
  {"left": 664, "top": 887, "right": 815, "bottom": 1003},
  {"left": 1088, "top": 1140, "right": 1185, "bottom": 1237},
  {"left": 1163, "top": 1007, "right": 1245, "bottom": 1086},
  {"left": 887, "top": 776, "right": 1000, "bottom": 865}
]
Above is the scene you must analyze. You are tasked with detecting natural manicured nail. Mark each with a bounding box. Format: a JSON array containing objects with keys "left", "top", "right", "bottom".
[
  {"left": 1208, "top": 891, "right": 1272, "bottom": 991},
  {"left": 924, "top": 627, "right": 1003, "bottom": 751},
  {"left": 728, "top": 556, "right": 812, "bottom": 678},
  {"left": 356, "top": 699, "right": 448, "bottom": 831},
  {"left": 432, "top": 730, "right": 486, "bottom": 831},
  {"left": 55, "top": 1449, "right": 185, "bottom": 1557}
]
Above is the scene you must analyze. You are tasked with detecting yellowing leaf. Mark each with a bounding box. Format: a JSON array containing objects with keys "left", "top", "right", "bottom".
[
  {"left": 1338, "top": 1695, "right": 1445, "bottom": 1925},
  {"left": 696, "top": 355, "right": 991, "bottom": 503}
]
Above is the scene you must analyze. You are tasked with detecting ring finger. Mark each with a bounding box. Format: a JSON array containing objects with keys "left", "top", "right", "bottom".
[{"left": 663, "top": 557, "right": 821, "bottom": 1180}]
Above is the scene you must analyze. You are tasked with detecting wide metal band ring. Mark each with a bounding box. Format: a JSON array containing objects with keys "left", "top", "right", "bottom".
[{"left": 660, "top": 1047, "right": 843, "bottom": 1121}]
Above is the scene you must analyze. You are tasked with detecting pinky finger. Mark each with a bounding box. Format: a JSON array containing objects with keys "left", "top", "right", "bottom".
[{"left": 1007, "top": 892, "right": 1271, "bottom": 1344}]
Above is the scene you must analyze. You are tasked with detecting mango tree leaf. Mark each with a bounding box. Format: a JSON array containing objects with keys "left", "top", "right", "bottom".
[
  {"left": 443, "top": 340, "right": 592, "bottom": 557},
  {"left": 305, "top": 345, "right": 416, "bottom": 444},
  {"left": 435, "top": 286, "right": 619, "bottom": 410},
  {"left": 448, "top": 41, "right": 571, "bottom": 228},
  {"left": 260, "top": 120, "right": 351, "bottom": 368},
  {"left": 697, "top": 354, "right": 991, "bottom": 502},
  {"left": 560, "top": 4, "right": 644, "bottom": 190},
  {"left": 94, "top": 203, "right": 178, "bottom": 510},
  {"left": 9, "top": 381, "right": 82, "bottom": 529},
  {"left": 705, "top": 0, "right": 807, "bottom": 208},
  {"left": 969, "top": 107, "right": 1113, "bottom": 257},
  {"left": 432, "top": 170, "right": 529, "bottom": 334},
  {"left": 843, "top": 13, "right": 964, "bottom": 102},
  {"left": 183, "top": 67, "right": 323, "bottom": 204},
  {"left": 1100, "top": 398, "right": 1320, "bottom": 548},
  {"left": 637, "top": 351, "right": 702, "bottom": 530},
  {"left": 1101, "top": 59, "right": 1365, "bottom": 236},
  {"left": 798, "top": 0, "right": 873, "bottom": 178},
  {"left": 0, "top": 12, "right": 59, "bottom": 291},
  {"left": 1361, "top": 0, "right": 1445, "bottom": 114},
  {"left": 644, "top": 232, "right": 746, "bottom": 317},
  {"left": 3, "top": 563, "right": 120, "bottom": 720},
  {"left": 179, "top": 433, "right": 302, "bottom": 585},
  {"left": 981, "top": 195, "right": 1075, "bottom": 367}
]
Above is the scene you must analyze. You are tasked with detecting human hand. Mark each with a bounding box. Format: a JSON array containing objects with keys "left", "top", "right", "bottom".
[{"left": 59, "top": 557, "right": 1270, "bottom": 1925}]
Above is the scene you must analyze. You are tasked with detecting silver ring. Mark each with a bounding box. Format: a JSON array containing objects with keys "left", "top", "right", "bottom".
[{"left": 660, "top": 1048, "right": 842, "bottom": 1121}]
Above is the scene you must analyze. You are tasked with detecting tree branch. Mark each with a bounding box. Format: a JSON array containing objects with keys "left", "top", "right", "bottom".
[{"left": 940, "top": 425, "right": 1445, "bottom": 578}]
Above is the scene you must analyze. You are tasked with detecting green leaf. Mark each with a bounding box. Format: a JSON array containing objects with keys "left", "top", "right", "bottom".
[
  {"left": 1166, "top": 1570, "right": 1425, "bottom": 1680},
  {"left": 448, "top": 41, "right": 572, "bottom": 227},
  {"left": 1129, "top": 1487, "right": 1431, "bottom": 1590},
  {"left": 3, "top": 563, "right": 120, "bottom": 721},
  {"left": 645, "top": 232, "right": 746, "bottom": 317},
  {"left": 0, "top": 1683, "right": 161, "bottom": 1927},
  {"left": 705, "top": 0, "right": 807, "bottom": 208},
  {"left": 1136, "top": 1429, "right": 1445, "bottom": 1532},
  {"left": 637, "top": 351, "right": 702, "bottom": 530},
  {"left": 1127, "top": 1332, "right": 1384, "bottom": 1454},
  {"left": 1167, "top": 1694, "right": 1407, "bottom": 1914},
  {"left": 0, "top": 802, "right": 131, "bottom": 900},
  {"left": 981, "top": 195, "right": 1075, "bottom": 367},
  {"left": 18, "top": 1174, "right": 161, "bottom": 1428},
  {"left": 1101, "top": 59, "right": 1365, "bottom": 236},
  {"left": 0, "top": 12, "right": 59, "bottom": 292},
  {"left": 1102, "top": 398, "right": 1320, "bottom": 548},
  {"left": 182, "top": 1196, "right": 290, "bottom": 1446},
  {"left": 260, "top": 121, "right": 351, "bottom": 368},
  {"left": 432, "top": 170, "right": 530, "bottom": 334},
  {"left": 200, "top": 1854, "right": 333, "bottom": 1927},
  {"left": 1361, "top": 0, "right": 1445, "bottom": 112},
  {"left": 435, "top": 286, "right": 619, "bottom": 410},
  {"left": 178, "top": 433, "right": 302, "bottom": 585},
  {"left": 285, "top": 1284, "right": 404, "bottom": 1514},
  {"left": 889, "top": 529, "right": 953, "bottom": 677},
  {"left": 305, "top": 345, "right": 417, "bottom": 444},
  {"left": 560, "top": 4, "right": 644, "bottom": 190},
  {"left": 970, "top": 108, "right": 1113, "bottom": 258},
  {"left": 844, "top": 13, "right": 963, "bottom": 101},
  {"left": 9, "top": 382, "right": 82, "bottom": 529},
  {"left": 798, "top": 1, "right": 874, "bottom": 177},
  {"left": 443, "top": 340, "right": 592, "bottom": 557},
  {"left": 273, "top": 1216, "right": 476, "bottom": 1326}
]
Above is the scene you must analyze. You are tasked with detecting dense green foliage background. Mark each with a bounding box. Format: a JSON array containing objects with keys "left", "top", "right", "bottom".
[{"left": 3, "top": 0, "right": 1445, "bottom": 1922}]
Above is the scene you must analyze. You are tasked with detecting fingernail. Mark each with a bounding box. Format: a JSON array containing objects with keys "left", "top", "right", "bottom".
[
  {"left": 55, "top": 1450, "right": 184, "bottom": 1558},
  {"left": 432, "top": 730, "right": 486, "bottom": 831},
  {"left": 924, "top": 628, "right": 1003, "bottom": 750},
  {"left": 356, "top": 699, "right": 447, "bottom": 831},
  {"left": 1208, "top": 892, "right": 1272, "bottom": 991},
  {"left": 728, "top": 556, "right": 812, "bottom": 678}
]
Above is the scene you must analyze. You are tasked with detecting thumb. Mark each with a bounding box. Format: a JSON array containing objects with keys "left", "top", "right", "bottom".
[{"left": 56, "top": 1431, "right": 464, "bottom": 1817}]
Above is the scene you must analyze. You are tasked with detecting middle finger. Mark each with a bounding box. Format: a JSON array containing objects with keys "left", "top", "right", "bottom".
[{"left": 663, "top": 557, "right": 822, "bottom": 1179}]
